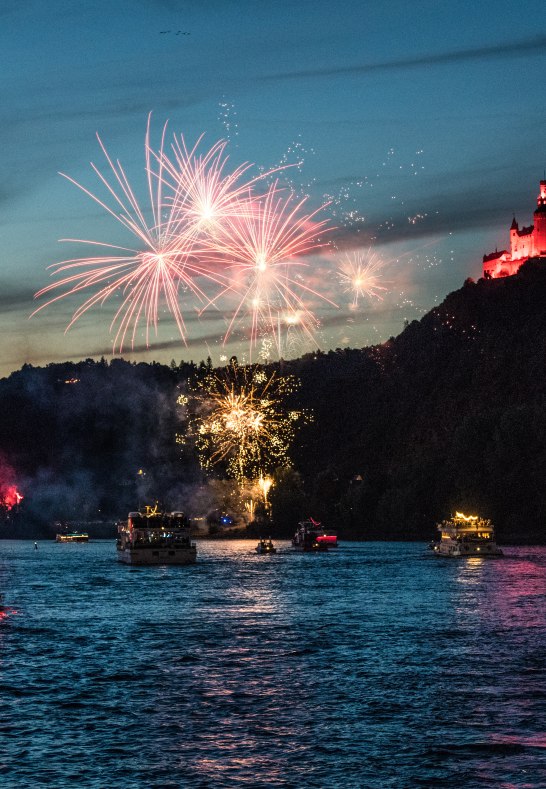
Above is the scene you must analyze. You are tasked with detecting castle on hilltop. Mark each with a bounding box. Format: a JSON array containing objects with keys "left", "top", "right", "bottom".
[{"left": 483, "top": 179, "right": 546, "bottom": 278}]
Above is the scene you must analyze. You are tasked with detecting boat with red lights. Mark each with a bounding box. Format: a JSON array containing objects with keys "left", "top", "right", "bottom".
[
  {"left": 117, "top": 507, "right": 197, "bottom": 565},
  {"left": 431, "top": 512, "right": 503, "bottom": 557},
  {"left": 292, "top": 519, "right": 337, "bottom": 552}
]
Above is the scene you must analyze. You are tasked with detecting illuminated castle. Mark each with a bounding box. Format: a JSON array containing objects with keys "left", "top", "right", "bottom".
[{"left": 483, "top": 179, "right": 546, "bottom": 278}]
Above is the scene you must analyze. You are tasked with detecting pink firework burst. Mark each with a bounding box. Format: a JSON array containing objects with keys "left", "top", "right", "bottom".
[
  {"left": 156, "top": 134, "right": 274, "bottom": 245},
  {"left": 32, "top": 117, "right": 337, "bottom": 358},
  {"left": 32, "top": 118, "right": 226, "bottom": 352},
  {"left": 202, "top": 182, "right": 335, "bottom": 352}
]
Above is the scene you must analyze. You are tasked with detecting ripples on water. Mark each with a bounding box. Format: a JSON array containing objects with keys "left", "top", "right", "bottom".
[{"left": 1, "top": 541, "right": 546, "bottom": 788}]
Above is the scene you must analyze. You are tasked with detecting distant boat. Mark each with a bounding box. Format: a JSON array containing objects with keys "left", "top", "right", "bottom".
[
  {"left": 256, "top": 538, "right": 277, "bottom": 554},
  {"left": 55, "top": 532, "right": 89, "bottom": 543},
  {"left": 292, "top": 519, "right": 334, "bottom": 552},
  {"left": 117, "top": 508, "right": 197, "bottom": 565},
  {"left": 431, "top": 512, "right": 503, "bottom": 557}
]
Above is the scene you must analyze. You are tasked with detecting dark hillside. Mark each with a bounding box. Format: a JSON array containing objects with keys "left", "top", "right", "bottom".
[
  {"left": 1, "top": 260, "right": 545, "bottom": 542},
  {"left": 284, "top": 258, "right": 546, "bottom": 542},
  {"left": 0, "top": 359, "right": 199, "bottom": 536}
]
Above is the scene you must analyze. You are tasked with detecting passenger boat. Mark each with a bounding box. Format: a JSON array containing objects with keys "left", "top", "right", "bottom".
[
  {"left": 431, "top": 511, "right": 503, "bottom": 557},
  {"left": 256, "top": 538, "right": 277, "bottom": 554},
  {"left": 55, "top": 531, "right": 89, "bottom": 542},
  {"left": 292, "top": 519, "right": 334, "bottom": 552},
  {"left": 117, "top": 507, "right": 197, "bottom": 565}
]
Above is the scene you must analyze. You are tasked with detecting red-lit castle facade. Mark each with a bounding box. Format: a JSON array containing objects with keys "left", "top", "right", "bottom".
[{"left": 483, "top": 180, "right": 546, "bottom": 278}]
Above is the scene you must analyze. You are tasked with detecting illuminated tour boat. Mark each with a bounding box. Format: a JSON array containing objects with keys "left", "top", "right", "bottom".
[
  {"left": 256, "top": 538, "right": 277, "bottom": 554},
  {"left": 55, "top": 530, "right": 89, "bottom": 542},
  {"left": 292, "top": 519, "right": 337, "bottom": 552},
  {"left": 431, "top": 512, "right": 503, "bottom": 557},
  {"left": 117, "top": 507, "right": 197, "bottom": 565}
]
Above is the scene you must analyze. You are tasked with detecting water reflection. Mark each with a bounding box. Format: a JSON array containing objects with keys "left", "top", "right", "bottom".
[
  {"left": 453, "top": 549, "right": 546, "bottom": 630},
  {"left": 195, "top": 540, "right": 290, "bottom": 618},
  {"left": 1, "top": 541, "right": 546, "bottom": 787},
  {"left": 136, "top": 540, "right": 300, "bottom": 785}
]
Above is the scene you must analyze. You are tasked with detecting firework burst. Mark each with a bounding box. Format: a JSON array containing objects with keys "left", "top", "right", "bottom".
[
  {"left": 156, "top": 133, "right": 277, "bottom": 245},
  {"left": 186, "top": 364, "right": 303, "bottom": 484},
  {"left": 255, "top": 307, "right": 320, "bottom": 363},
  {"left": 32, "top": 118, "right": 227, "bottom": 352},
  {"left": 202, "top": 183, "right": 335, "bottom": 353},
  {"left": 337, "top": 249, "right": 387, "bottom": 307},
  {"left": 33, "top": 118, "right": 338, "bottom": 358}
]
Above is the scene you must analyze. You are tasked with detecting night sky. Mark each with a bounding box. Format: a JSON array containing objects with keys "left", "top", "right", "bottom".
[{"left": 1, "top": 0, "right": 545, "bottom": 377}]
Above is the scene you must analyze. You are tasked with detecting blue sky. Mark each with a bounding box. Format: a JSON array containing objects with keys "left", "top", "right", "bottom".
[{"left": 1, "top": 0, "right": 545, "bottom": 375}]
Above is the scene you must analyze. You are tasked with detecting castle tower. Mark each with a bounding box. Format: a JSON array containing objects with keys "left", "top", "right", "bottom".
[
  {"left": 509, "top": 216, "right": 519, "bottom": 258},
  {"left": 533, "top": 179, "right": 546, "bottom": 257},
  {"left": 483, "top": 178, "right": 546, "bottom": 278}
]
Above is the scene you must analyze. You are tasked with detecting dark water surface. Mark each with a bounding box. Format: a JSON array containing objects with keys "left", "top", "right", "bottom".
[{"left": 1, "top": 541, "right": 546, "bottom": 788}]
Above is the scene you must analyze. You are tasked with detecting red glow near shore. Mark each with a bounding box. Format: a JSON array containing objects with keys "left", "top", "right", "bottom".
[
  {"left": 1, "top": 484, "right": 23, "bottom": 510},
  {"left": 0, "top": 459, "right": 24, "bottom": 512}
]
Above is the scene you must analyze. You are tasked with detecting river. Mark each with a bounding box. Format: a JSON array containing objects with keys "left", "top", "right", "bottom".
[{"left": 1, "top": 540, "right": 545, "bottom": 787}]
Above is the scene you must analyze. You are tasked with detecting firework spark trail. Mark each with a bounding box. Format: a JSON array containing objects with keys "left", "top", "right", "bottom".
[
  {"left": 188, "top": 366, "right": 303, "bottom": 484},
  {"left": 199, "top": 183, "right": 336, "bottom": 354},
  {"left": 218, "top": 97, "right": 239, "bottom": 143},
  {"left": 270, "top": 307, "right": 321, "bottom": 360},
  {"left": 32, "top": 117, "right": 230, "bottom": 352},
  {"left": 337, "top": 249, "right": 387, "bottom": 306}
]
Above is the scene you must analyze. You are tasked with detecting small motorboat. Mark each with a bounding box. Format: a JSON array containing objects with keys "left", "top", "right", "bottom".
[{"left": 256, "top": 538, "right": 277, "bottom": 554}]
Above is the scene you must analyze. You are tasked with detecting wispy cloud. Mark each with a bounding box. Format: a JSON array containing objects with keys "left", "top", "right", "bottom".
[
  {"left": 87, "top": 330, "right": 240, "bottom": 359},
  {"left": 261, "top": 35, "right": 546, "bottom": 82},
  {"left": 0, "top": 283, "right": 38, "bottom": 312},
  {"left": 331, "top": 202, "right": 508, "bottom": 250}
]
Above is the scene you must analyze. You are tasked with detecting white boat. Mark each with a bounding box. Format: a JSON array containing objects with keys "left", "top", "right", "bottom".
[
  {"left": 117, "top": 508, "right": 197, "bottom": 565},
  {"left": 431, "top": 512, "right": 503, "bottom": 557}
]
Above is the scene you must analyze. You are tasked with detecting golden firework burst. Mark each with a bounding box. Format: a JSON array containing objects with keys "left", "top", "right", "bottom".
[{"left": 187, "top": 364, "right": 303, "bottom": 484}]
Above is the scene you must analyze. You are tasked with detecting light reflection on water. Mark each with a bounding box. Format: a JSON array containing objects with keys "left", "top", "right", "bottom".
[{"left": 1, "top": 540, "right": 546, "bottom": 787}]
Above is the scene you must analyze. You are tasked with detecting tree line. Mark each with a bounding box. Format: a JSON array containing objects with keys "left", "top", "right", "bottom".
[{"left": 1, "top": 258, "right": 545, "bottom": 542}]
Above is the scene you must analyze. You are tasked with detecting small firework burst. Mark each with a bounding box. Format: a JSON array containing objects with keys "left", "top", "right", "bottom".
[
  {"left": 0, "top": 456, "right": 24, "bottom": 516},
  {"left": 337, "top": 249, "right": 387, "bottom": 307}
]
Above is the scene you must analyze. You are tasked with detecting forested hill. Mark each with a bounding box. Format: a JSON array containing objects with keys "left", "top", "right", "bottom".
[
  {"left": 1, "top": 258, "right": 545, "bottom": 542},
  {"left": 285, "top": 257, "right": 546, "bottom": 542}
]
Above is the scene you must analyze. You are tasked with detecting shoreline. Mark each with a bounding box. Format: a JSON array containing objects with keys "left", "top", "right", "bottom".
[{"left": 1, "top": 535, "right": 544, "bottom": 546}]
